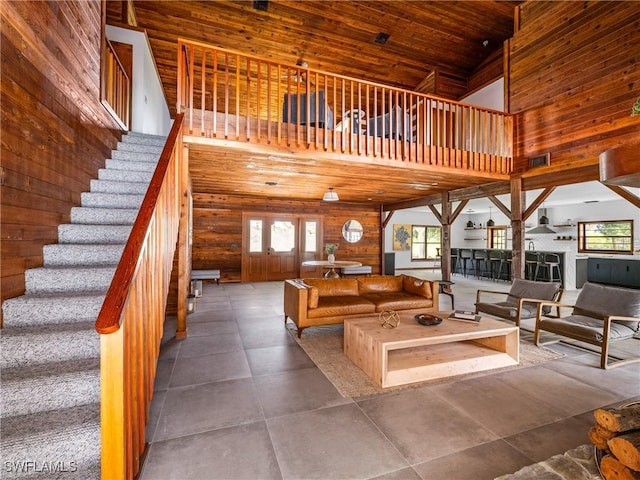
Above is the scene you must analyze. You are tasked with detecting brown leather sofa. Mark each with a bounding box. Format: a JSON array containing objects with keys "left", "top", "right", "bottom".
[{"left": 284, "top": 275, "right": 439, "bottom": 337}]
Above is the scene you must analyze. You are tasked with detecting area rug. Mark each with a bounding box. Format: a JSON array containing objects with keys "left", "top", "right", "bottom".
[
  {"left": 286, "top": 323, "right": 565, "bottom": 398},
  {"left": 495, "top": 444, "right": 601, "bottom": 480}
]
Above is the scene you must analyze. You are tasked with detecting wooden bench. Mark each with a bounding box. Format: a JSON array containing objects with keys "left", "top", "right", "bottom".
[
  {"left": 191, "top": 269, "right": 221, "bottom": 285},
  {"left": 341, "top": 265, "right": 372, "bottom": 276}
]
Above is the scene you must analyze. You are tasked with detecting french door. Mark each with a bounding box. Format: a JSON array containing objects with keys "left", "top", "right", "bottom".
[{"left": 241, "top": 214, "right": 323, "bottom": 282}]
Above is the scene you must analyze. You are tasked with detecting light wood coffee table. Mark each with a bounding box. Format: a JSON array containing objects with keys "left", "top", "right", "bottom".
[{"left": 344, "top": 312, "right": 519, "bottom": 388}]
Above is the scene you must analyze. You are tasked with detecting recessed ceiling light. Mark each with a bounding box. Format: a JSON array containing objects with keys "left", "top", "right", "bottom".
[
  {"left": 374, "top": 32, "right": 390, "bottom": 45},
  {"left": 253, "top": 0, "right": 268, "bottom": 11},
  {"left": 375, "top": 190, "right": 385, "bottom": 195}
]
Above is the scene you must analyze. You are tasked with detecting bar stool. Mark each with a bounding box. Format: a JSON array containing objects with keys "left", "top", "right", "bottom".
[
  {"left": 459, "top": 249, "right": 473, "bottom": 277},
  {"left": 498, "top": 250, "right": 512, "bottom": 281},
  {"left": 434, "top": 247, "right": 442, "bottom": 269},
  {"left": 451, "top": 248, "right": 460, "bottom": 275},
  {"left": 535, "top": 253, "right": 562, "bottom": 283},
  {"left": 473, "top": 249, "right": 489, "bottom": 279},
  {"left": 487, "top": 250, "right": 502, "bottom": 281},
  {"left": 525, "top": 251, "right": 539, "bottom": 280}
]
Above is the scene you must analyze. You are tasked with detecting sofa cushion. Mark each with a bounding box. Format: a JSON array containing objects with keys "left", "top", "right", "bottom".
[
  {"left": 402, "top": 275, "right": 433, "bottom": 299},
  {"left": 304, "top": 278, "right": 359, "bottom": 297},
  {"left": 574, "top": 282, "right": 640, "bottom": 332},
  {"left": 307, "top": 296, "right": 376, "bottom": 319},
  {"left": 307, "top": 286, "right": 320, "bottom": 309},
  {"left": 538, "top": 315, "right": 636, "bottom": 343},
  {"left": 357, "top": 275, "right": 404, "bottom": 294},
  {"left": 506, "top": 278, "right": 560, "bottom": 315},
  {"left": 506, "top": 278, "right": 560, "bottom": 304},
  {"left": 476, "top": 301, "right": 537, "bottom": 320},
  {"left": 361, "top": 292, "right": 434, "bottom": 312}
]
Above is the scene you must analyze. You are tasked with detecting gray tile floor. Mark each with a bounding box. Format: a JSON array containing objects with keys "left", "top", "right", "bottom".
[{"left": 140, "top": 273, "right": 639, "bottom": 480}]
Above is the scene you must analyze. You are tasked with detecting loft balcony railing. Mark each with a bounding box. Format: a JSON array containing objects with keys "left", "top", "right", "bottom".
[
  {"left": 177, "top": 39, "right": 513, "bottom": 175},
  {"left": 101, "top": 38, "right": 130, "bottom": 130}
]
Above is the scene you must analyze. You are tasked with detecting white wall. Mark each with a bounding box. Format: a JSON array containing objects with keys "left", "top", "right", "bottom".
[
  {"left": 106, "top": 25, "right": 171, "bottom": 136},
  {"left": 461, "top": 78, "right": 504, "bottom": 112}
]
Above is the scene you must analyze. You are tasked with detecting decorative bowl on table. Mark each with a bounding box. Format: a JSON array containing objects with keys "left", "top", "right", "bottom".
[{"left": 414, "top": 313, "right": 443, "bottom": 326}]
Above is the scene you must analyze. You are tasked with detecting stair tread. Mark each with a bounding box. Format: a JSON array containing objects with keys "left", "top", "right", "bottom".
[
  {"left": 2, "top": 357, "right": 100, "bottom": 383},
  {"left": 1, "top": 404, "right": 100, "bottom": 467},
  {"left": 27, "top": 265, "right": 117, "bottom": 273},
  {"left": 1, "top": 359, "right": 100, "bottom": 417},
  {"left": 2, "top": 320, "right": 96, "bottom": 337}
]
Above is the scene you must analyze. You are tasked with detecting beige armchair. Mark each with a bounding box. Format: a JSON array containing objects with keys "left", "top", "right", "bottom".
[
  {"left": 475, "top": 278, "right": 563, "bottom": 327},
  {"left": 533, "top": 282, "right": 640, "bottom": 369}
]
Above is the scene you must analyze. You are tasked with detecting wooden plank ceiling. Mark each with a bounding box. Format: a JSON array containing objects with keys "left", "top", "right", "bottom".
[{"left": 109, "top": 0, "right": 524, "bottom": 205}]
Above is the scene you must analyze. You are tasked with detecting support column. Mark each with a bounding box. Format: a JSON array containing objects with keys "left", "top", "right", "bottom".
[
  {"left": 440, "top": 192, "right": 452, "bottom": 282},
  {"left": 176, "top": 142, "right": 191, "bottom": 339},
  {"left": 510, "top": 177, "right": 525, "bottom": 279}
]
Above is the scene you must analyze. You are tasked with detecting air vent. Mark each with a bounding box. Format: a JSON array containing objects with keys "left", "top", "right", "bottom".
[{"left": 529, "top": 153, "right": 550, "bottom": 169}]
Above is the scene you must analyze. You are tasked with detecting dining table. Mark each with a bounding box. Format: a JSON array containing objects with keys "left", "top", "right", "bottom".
[{"left": 301, "top": 260, "right": 362, "bottom": 278}]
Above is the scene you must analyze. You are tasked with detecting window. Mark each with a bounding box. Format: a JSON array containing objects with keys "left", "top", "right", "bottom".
[
  {"left": 304, "top": 221, "right": 317, "bottom": 252},
  {"left": 249, "top": 219, "right": 263, "bottom": 252},
  {"left": 578, "top": 220, "right": 633, "bottom": 254},
  {"left": 487, "top": 226, "right": 507, "bottom": 249},
  {"left": 411, "top": 225, "right": 442, "bottom": 261}
]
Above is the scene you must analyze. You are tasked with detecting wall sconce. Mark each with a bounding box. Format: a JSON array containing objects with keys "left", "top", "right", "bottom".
[{"left": 187, "top": 294, "right": 196, "bottom": 314}]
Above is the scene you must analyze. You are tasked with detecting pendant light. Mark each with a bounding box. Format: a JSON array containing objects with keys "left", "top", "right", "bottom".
[{"left": 486, "top": 207, "right": 495, "bottom": 227}]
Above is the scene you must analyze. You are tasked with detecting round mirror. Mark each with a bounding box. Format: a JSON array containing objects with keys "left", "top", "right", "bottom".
[{"left": 342, "top": 219, "right": 363, "bottom": 243}]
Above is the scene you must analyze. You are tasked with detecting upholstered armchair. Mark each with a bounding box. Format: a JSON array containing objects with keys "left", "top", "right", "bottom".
[
  {"left": 475, "top": 278, "right": 563, "bottom": 327},
  {"left": 533, "top": 282, "right": 640, "bottom": 369}
]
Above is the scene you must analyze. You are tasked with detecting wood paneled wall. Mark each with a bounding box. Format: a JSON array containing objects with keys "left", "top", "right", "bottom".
[
  {"left": 509, "top": 1, "right": 640, "bottom": 174},
  {"left": 1, "top": 1, "right": 122, "bottom": 312},
  {"left": 191, "top": 194, "right": 382, "bottom": 283}
]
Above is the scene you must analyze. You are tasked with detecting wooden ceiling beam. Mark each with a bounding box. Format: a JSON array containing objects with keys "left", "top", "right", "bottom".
[
  {"left": 447, "top": 181, "right": 511, "bottom": 202},
  {"left": 603, "top": 184, "right": 640, "bottom": 209},
  {"left": 487, "top": 195, "right": 511, "bottom": 218},
  {"left": 450, "top": 199, "right": 469, "bottom": 224},
  {"left": 523, "top": 186, "right": 556, "bottom": 221}
]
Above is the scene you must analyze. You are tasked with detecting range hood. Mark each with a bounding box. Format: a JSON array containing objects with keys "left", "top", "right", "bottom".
[{"left": 526, "top": 208, "right": 556, "bottom": 234}]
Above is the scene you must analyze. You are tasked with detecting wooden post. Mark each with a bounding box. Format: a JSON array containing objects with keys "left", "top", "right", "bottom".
[
  {"left": 440, "top": 192, "right": 451, "bottom": 282},
  {"left": 176, "top": 140, "right": 191, "bottom": 339},
  {"left": 100, "top": 328, "right": 125, "bottom": 479},
  {"left": 510, "top": 177, "right": 525, "bottom": 279}
]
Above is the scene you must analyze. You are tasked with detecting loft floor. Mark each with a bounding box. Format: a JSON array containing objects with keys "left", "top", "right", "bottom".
[{"left": 140, "top": 276, "right": 639, "bottom": 479}]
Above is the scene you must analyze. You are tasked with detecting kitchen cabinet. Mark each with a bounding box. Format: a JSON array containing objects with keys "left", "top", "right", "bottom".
[{"left": 587, "top": 258, "right": 640, "bottom": 289}]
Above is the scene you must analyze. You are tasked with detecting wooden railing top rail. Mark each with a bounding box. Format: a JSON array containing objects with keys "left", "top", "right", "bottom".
[
  {"left": 95, "top": 113, "right": 184, "bottom": 335},
  {"left": 177, "top": 38, "right": 509, "bottom": 117}
]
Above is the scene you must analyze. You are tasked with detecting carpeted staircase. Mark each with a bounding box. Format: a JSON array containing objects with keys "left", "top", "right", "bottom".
[{"left": 1, "top": 132, "right": 166, "bottom": 479}]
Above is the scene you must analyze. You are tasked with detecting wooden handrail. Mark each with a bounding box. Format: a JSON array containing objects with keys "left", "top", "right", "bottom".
[
  {"left": 176, "top": 39, "right": 513, "bottom": 175},
  {"left": 96, "top": 114, "right": 185, "bottom": 479}
]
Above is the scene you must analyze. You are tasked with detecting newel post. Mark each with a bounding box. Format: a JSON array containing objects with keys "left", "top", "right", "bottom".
[{"left": 176, "top": 140, "right": 191, "bottom": 339}]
